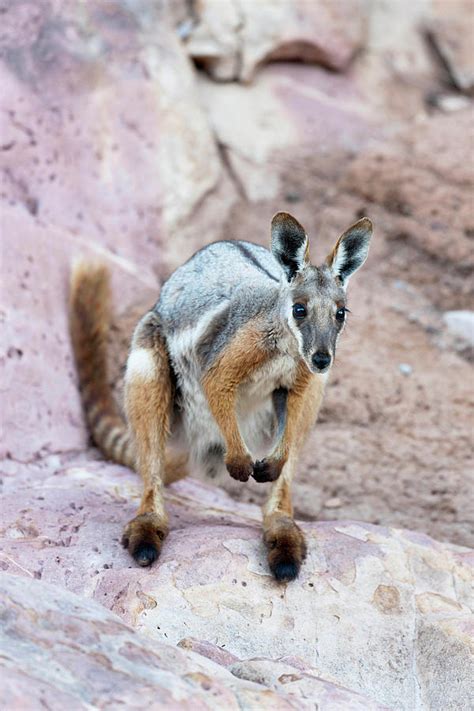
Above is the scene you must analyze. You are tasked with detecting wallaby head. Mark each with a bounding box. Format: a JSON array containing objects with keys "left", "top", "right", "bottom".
[{"left": 271, "top": 212, "right": 373, "bottom": 374}]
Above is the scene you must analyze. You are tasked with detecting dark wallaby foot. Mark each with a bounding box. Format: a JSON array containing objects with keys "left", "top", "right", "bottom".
[
  {"left": 122, "top": 513, "right": 168, "bottom": 567},
  {"left": 264, "top": 517, "right": 307, "bottom": 582},
  {"left": 226, "top": 454, "right": 253, "bottom": 482},
  {"left": 252, "top": 458, "right": 285, "bottom": 483}
]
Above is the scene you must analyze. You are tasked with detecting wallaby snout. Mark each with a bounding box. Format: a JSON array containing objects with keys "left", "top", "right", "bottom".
[{"left": 312, "top": 351, "right": 332, "bottom": 372}]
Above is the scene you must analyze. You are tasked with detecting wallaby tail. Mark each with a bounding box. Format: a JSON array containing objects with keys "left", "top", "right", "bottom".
[{"left": 69, "top": 260, "right": 135, "bottom": 468}]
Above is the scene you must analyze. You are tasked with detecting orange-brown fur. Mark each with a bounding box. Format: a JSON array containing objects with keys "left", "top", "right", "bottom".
[
  {"left": 69, "top": 261, "right": 135, "bottom": 468},
  {"left": 121, "top": 313, "right": 173, "bottom": 565},
  {"left": 202, "top": 322, "right": 271, "bottom": 482}
]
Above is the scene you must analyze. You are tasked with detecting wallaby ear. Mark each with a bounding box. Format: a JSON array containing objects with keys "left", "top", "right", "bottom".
[
  {"left": 326, "top": 217, "right": 373, "bottom": 288},
  {"left": 271, "top": 212, "right": 309, "bottom": 281}
]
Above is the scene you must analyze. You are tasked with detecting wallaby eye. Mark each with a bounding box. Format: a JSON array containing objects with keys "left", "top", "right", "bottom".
[
  {"left": 336, "top": 307, "right": 346, "bottom": 322},
  {"left": 292, "top": 303, "right": 307, "bottom": 320}
]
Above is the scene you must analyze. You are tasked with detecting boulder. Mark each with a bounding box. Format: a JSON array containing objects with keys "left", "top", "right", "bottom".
[
  {"left": 2, "top": 573, "right": 393, "bottom": 710},
  {"left": 0, "top": 205, "right": 156, "bottom": 462},
  {"left": 443, "top": 310, "right": 474, "bottom": 348},
  {"left": 1, "top": 458, "right": 472, "bottom": 710},
  {"left": 181, "top": 0, "right": 369, "bottom": 82}
]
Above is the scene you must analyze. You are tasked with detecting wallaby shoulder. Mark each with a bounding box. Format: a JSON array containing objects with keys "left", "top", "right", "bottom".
[{"left": 156, "top": 239, "right": 285, "bottom": 339}]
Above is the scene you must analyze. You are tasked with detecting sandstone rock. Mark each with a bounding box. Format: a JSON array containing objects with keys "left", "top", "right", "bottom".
[
  {"left": 0, "top": 572, "right": 394, "bottom": 710},
  {"left": 1, "top": 572, "right": 337, "bottom": 710},
  {"left": 427, "top": 92, "right": 472, "bottom": 113},
  {"left": 427, "top": 0, "right": 474, "bottom": 94},
  {"left": 182, "top": 0, "right": 369, "bottom": 82},
  {"left": 227, "top": 658, "right": 390, "bottom": 710},
  {"left": 0, "top": 205, "right": 157, "bottom": 462},
  {"left": 354, "top": 0, "right": 438, "bottom": 120},
  {"left": 342, "top": 111, "right": 474, "bottom": 275},
  {"left": 443, "top": 310, "right": 474, "bottom": 348},
  {"left": 1, "top": 458, "right": 472, "bottom": 710},
  {"left": 0, "top": 0, "right": 236, "bottom": 267},
  {"left": 198, "top": 62, "right": 376, "bottom": 201}
]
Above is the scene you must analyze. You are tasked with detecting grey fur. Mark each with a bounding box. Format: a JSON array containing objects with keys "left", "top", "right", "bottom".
[
  {"left": 146, "top": 217, "right": 372, "bottom": 476},
  {"left": 291, "top": 264, "right": 346, "bottom": 364}
]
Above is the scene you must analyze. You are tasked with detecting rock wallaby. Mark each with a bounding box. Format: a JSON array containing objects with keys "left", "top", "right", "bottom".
[{"left": 70, "top": 213, "right": 373, "bottom": 581}]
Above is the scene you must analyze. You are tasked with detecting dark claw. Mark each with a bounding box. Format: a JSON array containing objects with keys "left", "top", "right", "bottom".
[
  {"left": 271, "top": 560, "right": 300, "bottom": 582},
  {"left": 122, "top": 513, "right": 167, "bottom": 568},
  {"left": 133, "top": 543, "right": 159, "bottom": 567},
  {"left": 265, "top": 520, "right": 307, "bottom": 583}
]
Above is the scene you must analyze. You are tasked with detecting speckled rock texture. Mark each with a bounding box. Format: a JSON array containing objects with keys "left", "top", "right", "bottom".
[
  {"left": 0, "top": 1, "right": 236, "bottom": 259},
  {"left": 1, "top": 458, "right": 473, "bottom": 711},
  {"left": 3, "top": 573, "right": 397, "bottom": 710}
]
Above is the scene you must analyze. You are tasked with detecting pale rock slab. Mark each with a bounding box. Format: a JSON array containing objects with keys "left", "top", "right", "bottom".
[
  {"left": 4, "top": 572, "right": 382, "bottom": 710},
  {"left": 1, "top": 458, "right": 472, "bottom": 711},
  {"left": 182, "top": 0, "right": 369, "bottom": 82},
  {"left": 198, "top": 62, "right": 376, "bottom": 201},
  {"left": 443, "top": 310, "right": 474, "bottom": 348}
]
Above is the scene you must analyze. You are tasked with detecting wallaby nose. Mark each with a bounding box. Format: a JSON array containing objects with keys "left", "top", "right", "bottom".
[{"left": 312, "top": 351, "right": 331, "bottom": 371}]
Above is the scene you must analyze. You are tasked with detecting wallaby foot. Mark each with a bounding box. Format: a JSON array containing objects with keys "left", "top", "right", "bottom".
[
  {"left": 225, "top": 454, "right": 254, "bottom": 482},
  {"left": 252, "top": 457, "right": 285, "bottom": 483},
  {"left": 122, "top": 513, "right": 168, "bottom": 567},
  {"left": 264, "top": 516, "right": 307, "bottom": 582}
]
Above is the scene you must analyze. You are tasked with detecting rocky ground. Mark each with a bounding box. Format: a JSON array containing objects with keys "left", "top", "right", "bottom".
[
  {"left": 1, "top": 460, "right": 472, "bottom": 710},
  {"left": 1, "top": 1, "right": 473, "bottom": 709}
]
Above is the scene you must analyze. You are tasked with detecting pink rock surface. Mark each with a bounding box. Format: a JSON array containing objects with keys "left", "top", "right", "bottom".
[
  {"left": 428, "top": 0, "right": 474, "bottom": 93},
  {"left": 343, "top": 111, "right": 474, "bottom": 271},
  {"left": 4, "top": 572, "right": 343, "bottom": 710},
  {"left": 198, "top": 62, "right": 377, "bottom": 201},
  {"left": 182, "top": 0, "right": 368, "bottom": 81},
  {"left": 1, "top": 457, "right": 472, "bottom": 710},
  {"left": 0, "top": 204, "right": 157, "bottom": 461},
  {"left": 0, "top": 0, "right": 234, "bottom": 258}
]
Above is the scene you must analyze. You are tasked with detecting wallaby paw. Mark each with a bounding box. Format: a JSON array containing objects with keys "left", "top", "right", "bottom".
[
  {"left": 252, "top": 457, "right": 284, "bottom": 483},
  {"left": 122, "top": 513, "right": 168, "bottom": 567},
  {"left": 264, "top": 518, "right": 307, "bottom": 582},
  {"left": 226, "top": 455, "right": 253, "bottom": 482}
]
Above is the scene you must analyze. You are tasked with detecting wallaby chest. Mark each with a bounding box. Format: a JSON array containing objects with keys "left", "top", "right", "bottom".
[{"left": 239, "top": 352, "right": 299, "bottom": 408}]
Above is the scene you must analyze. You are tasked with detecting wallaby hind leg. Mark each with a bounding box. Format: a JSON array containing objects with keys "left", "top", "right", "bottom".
[
  {"left": 164, "top": 452, "right": 189, "bottom": 484},
  {"left": 263, "top": 375, "right": 325, "bottom": 581},
  {"left": 122, "top": 312, "right": 173, "bottom": 567}
]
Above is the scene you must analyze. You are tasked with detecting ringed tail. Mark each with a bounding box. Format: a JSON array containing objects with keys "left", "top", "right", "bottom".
[{"left": 69, "top": 260, "right": 135, "bottom": 468}]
